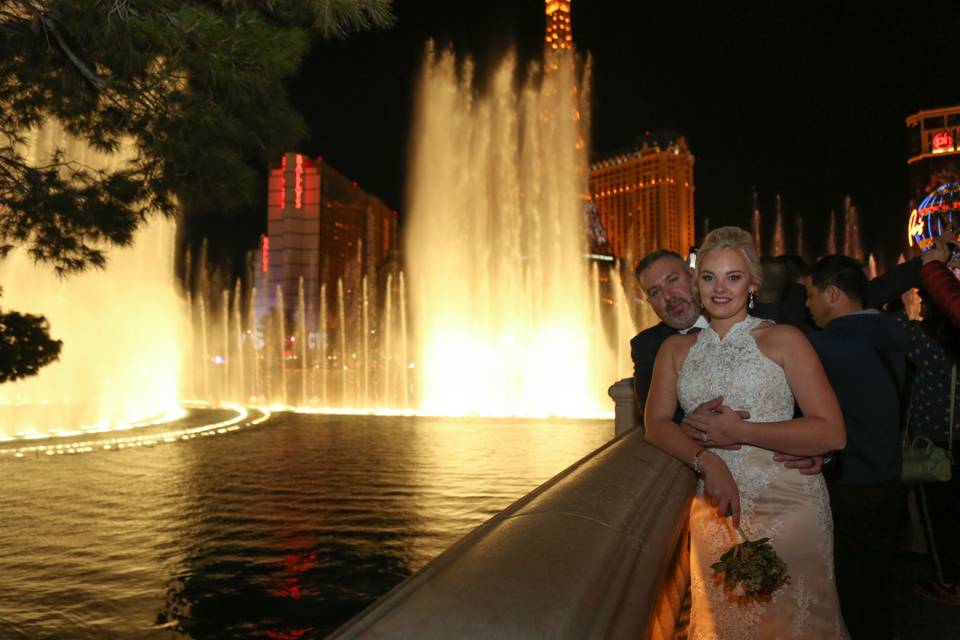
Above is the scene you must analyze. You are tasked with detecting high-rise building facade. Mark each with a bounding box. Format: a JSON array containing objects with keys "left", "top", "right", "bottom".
[
  {"left": 589, "top": 132, "right": 695, "bottom": 263},
  {"left": 906, "top": 104, "right": 960, "bottom": 206},
  {"left": 254, "top": 152, "right": 397, "bottom": 328},
  {"left": 545, "top": 1, "right": 572, "bottom": 51}
]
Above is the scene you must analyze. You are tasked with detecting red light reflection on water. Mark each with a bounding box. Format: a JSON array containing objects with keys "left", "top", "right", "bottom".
[
  {"left": 262, "top": 550, "right": 319, "bottom": 639},
  {"left": 265, "top": 629, "right": 309, "bottom": 639},
  {"left": 268, "top": 551, "right": 317, "bottom": 600}
]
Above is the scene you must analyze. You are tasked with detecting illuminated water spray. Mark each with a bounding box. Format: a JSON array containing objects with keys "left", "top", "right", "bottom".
[
  {"left": 827, "top": 210, "right": 838, "bottom": 255},
  {"left": 843, "top": 195, "right": 864, "bottom": 261},
  {"left": 0, "top": 122, "right": 183, "bottom": 436},
  {"left": 405, "top": 46, "right": 630, "bottom": 416},
  {"left": 771, "top": 194, "right": 785, "bottom": 256},
  {"left": 751, "top": 189, "right": 762, "bottom": 255}
]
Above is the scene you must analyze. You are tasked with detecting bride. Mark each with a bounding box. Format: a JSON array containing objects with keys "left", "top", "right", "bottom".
[{"left": 644, "top": 226, "right": 848, "bottom": 639}]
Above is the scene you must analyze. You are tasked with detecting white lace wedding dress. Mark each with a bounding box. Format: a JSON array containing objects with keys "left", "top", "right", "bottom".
[{"left": 677, "top": 316, "right": 848, "bottom": 639}]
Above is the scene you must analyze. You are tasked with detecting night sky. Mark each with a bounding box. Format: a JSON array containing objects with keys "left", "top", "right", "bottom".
[{"left": 287, "top": 1, "right": 960, "bottom": 268}]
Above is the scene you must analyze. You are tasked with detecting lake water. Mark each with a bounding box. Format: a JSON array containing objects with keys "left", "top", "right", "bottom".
[{"left": 0, "top": 412, "right": 612, "bottom": 638}]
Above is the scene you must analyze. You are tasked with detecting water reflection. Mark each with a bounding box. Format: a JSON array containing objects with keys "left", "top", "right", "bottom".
[{"left": 0, "top": 414, "right": 610, "bottom": 637}]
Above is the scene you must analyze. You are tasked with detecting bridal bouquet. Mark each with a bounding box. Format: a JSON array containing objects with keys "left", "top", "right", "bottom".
[{"left": 711, "top": 532, "right": 790, "bottom": 600}]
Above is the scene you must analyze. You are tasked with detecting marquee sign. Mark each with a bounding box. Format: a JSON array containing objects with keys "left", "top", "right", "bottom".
[
  {"left": 932, "top": 130, "right": 955, "bottom": 153},
  {"left": 909, "top": 182, "right": 960, "bottom": 250}
]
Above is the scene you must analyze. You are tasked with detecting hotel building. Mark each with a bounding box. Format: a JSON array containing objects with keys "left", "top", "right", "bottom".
[
  {"left": 589, "top": 132, "right": 696, "bottom": 263},
  {"left": 906, "top": 104, "right": 960, "bottom": 206},
  {"left": 253, "top": 152, "right": 397, "bottom": 329},
  {"left": 545, "top": 1, "right": 573, "bottom": 51}
]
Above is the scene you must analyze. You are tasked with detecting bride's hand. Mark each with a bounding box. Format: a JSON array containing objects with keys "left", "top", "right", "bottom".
[
  {"left": 772, "top": 452, "right": 824, "bottom": 475},
  {"left": 682, "top": 397, "right": 747, "bottom": 449},
  {"left": 699, "top": 451, "right": 741, "bottom": 527},
  {"left": 682, "top": 405, "right": 747, "bottom": 447}
]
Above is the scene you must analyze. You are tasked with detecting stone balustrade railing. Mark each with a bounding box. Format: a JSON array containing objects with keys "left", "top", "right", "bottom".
[{"left": 329, "top": 378, "right": 696, "bottom": 639}]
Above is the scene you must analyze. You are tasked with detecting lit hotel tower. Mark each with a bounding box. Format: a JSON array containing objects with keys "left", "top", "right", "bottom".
[
  {"left": 254, "top": 153, "right": 397, "bottom": 325},
  {"left": 589, "top": 132, "right": 696, "bottom": 262},
  {"left": 545, "top": 1, "right": 572, "bottom": 51},
  {"left": 906, "top": 104, "right": 960, "bottom": 206}
]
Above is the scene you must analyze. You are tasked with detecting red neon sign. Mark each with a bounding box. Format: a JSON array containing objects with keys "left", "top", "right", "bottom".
[
  {"left": 280, "top": 155, "right": 287, "bottom": 209},
  {"left": 295, "top": 154, "right": 303, "bottom": 209},
  {"left": 933, "top": 131, "right": 954, "bottom": 151},
  {"left": 261, "top": 236, "right": 269, "bottom": 272}
]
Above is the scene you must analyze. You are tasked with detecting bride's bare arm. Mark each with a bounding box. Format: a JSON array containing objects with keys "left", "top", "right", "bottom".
[
  {"left": 645, "top": 335, "right": 743, "bottom": 526},
  {"left": 644, "top": 335, "right": 702, "bottom": 463},
  {"left": 682, "top": 324, "right": 845, "bottom": 456}
]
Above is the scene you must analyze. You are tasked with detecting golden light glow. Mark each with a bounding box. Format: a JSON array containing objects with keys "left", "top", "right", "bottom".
[
  {"left": 405, "top": 47, "right": 633, "bottom": 418},
  {"left": 0, "top": 121, "right": 184, "bottom": 437},
  {"left": 416, "top": 326, "right": 600, "bottom": 417}
]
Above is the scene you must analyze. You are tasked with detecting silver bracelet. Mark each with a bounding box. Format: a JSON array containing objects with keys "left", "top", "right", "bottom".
[{"left": 691, "top": 448, "right": 707, "bottom": 475}]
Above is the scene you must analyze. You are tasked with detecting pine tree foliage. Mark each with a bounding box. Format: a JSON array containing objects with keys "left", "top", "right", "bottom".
[
  {"left": 0, "top": 307, "right": 62, "bottom": 383},
  {"left": 0, "top": 0, "right": 393, "bottom": 382}
]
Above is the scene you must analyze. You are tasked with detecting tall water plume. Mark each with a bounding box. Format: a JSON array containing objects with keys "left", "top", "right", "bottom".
[
  {"left": 751, "top": 188, "right": 762, "bottom": 255},
  {"left": 771, "top": 194, "right": 785, "bottom": 256},
  {"left": 842, "top": 196, "right": 864, "bottom": 261},
  {"left": 406, "top": 46, "right": 625, "bottom": 416},
  {"left": 0, "top": 122, "right": 183, "bottom": 435}
]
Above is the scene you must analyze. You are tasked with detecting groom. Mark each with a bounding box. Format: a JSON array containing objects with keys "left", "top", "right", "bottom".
[{"left": 629, "top": 249, "right": 823, "bottom": 472}]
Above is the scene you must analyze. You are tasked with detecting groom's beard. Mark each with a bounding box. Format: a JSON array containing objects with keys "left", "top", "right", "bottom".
[{"left": 663, "top": 296, "right": 699, "bottom": 330}]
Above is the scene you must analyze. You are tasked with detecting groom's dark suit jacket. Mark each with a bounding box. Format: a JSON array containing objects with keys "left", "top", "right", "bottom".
[
  {"left": 630, "top": 322, "right": 683, "bottom": 424},
  {"left": 628, "top": 256, "right": 921, "bottom": 429}
]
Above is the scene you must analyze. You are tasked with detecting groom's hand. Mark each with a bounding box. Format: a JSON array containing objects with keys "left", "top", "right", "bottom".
[
  {"left": 681, "top": 397, "right": 748, "bottom": 450},
  {"left": 772, "top": 452, "right": 824, "bottom": 475}
]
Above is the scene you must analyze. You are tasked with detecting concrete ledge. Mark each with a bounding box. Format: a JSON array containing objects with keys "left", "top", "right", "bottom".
[{"left": 330, "top": 429, "right": 696, "bottom": 639}]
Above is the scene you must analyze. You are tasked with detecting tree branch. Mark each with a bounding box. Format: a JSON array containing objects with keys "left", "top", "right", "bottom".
[{"left": 39, "top": 14, "right": 107, "bottom": 92}]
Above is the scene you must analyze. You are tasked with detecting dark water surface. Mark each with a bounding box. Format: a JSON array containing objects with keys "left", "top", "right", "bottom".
[{"left": 0, "top": 413, "right": 612, "bottom": 639}]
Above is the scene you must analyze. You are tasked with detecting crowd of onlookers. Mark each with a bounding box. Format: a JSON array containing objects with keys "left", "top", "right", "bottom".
[{"left": 755, "top": 227, "right": 960, "bottom": 613}]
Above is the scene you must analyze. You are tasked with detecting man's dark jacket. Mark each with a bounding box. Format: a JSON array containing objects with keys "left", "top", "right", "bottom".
[
  {"left": 630, "top": 322, "right": 682, "bottom": 422},
  {"left": 807, "top": 311, "right": 907, "bottom": 484}
]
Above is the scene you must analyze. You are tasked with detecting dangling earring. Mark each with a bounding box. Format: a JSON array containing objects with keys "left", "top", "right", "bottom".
[{"left": 748, "top": 291, "right": 755, "bottom": 311}]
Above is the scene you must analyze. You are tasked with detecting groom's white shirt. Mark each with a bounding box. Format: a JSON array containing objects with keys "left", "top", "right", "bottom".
[{"left": 680, "top": 315, "right": 709, "bottom": 335}]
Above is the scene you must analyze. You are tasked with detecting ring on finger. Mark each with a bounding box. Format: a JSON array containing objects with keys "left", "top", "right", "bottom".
[{"left": 700, "top": 432, "right": 708, "bottom": 443}]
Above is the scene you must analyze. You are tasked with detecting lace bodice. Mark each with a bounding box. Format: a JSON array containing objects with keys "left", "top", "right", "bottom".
[
  {"left": 678, "top": 315, "right": 794, "bottom": 429},
  {"left": 678, "top": 317, "right": 846, "bottom": 639}
]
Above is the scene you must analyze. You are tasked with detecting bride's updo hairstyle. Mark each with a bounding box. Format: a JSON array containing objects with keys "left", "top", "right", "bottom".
[{"left": 693, "top": 226, "right": 763, "bottom": 304}]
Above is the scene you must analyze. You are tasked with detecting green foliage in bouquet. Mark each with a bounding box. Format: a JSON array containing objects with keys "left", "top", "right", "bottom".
[{"left": 711, "top": 536, "right": 790, "bottom": 601}]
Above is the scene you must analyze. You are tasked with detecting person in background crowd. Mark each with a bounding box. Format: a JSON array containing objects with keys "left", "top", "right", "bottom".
[
  {"left": 775, "top": 254, "right": 810, "bottom": 284},
  {"left": 896, "top": 235, "right": 960, "bottom": 606},
  {"left": 920, "top": 229, "right": 960, "bottom": 330},
  {"left": 804, "top": 255, "right": 908, "bottom": 639}
]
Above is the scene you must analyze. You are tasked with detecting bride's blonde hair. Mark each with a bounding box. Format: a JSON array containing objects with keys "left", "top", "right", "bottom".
[{"left": 694, "top": 226, "right": 763, "bottom": 304}]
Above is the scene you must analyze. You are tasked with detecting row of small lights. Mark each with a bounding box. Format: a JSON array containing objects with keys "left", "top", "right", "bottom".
[
  {"left": 0, "top": 408, "right": 188, "bottom": 443},
  {"left": 594, "top": 179, "right": 690, "bottom": 198},
  {"left": 0, "top": 405, "right": 271, "bottom": 459}
]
